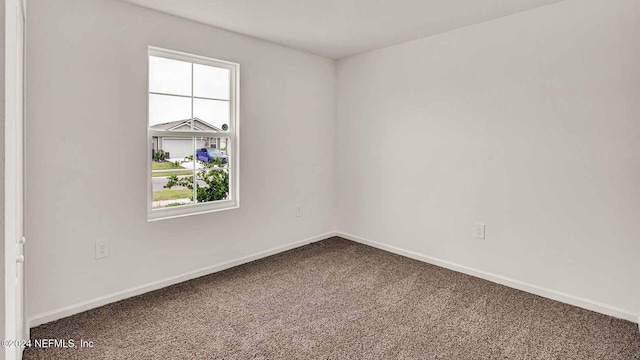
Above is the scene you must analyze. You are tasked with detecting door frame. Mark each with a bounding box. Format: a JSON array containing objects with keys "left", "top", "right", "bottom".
[{"left": 4, "top": 0, "right": 27, "bottom": 359}]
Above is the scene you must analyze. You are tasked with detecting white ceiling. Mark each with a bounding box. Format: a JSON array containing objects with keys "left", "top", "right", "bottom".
[{"left": 121, "top": 0, "right": 564, "bottom": 59}]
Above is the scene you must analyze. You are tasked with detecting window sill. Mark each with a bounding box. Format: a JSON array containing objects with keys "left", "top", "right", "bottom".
[{"left": 147, "top": 199, "right": 239, "bottom": 222}]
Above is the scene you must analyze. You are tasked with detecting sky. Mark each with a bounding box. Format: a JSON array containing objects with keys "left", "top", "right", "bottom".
[{"left": 148, "top": 56, "right": 230, "bottom": 130}]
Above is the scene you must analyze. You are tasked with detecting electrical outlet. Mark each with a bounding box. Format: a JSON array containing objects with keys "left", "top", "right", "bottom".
[
  {"left": 95, "top": 239, "right": 109, "bottom": 259},
  {"left": 296, "top": 204, "right": 303, "bottom": 217},
  {"left": 474, "top": 223, "right": 485, "bottom": 239}
]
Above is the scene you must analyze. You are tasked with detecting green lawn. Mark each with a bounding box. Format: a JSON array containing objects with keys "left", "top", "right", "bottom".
[
  {"left": 152, "top": 189, "right": 192, "bottom": 202},
  {"left": 152, "top": 161, "right": 192, "bottom": 177}
]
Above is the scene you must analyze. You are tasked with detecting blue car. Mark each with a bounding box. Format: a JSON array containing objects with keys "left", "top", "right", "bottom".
[{"left": 196, "top": 148, "right": 228, "bottom": 164}]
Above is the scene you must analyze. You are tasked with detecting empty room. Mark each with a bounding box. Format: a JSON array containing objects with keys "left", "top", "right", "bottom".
[{"left": 2, "top": 0, "right": 639, "bottom": 359}]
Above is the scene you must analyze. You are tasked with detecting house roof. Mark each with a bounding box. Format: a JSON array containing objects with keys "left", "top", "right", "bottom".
[{"left": 149, "top": 117, "right": 222, "bottom": 131}]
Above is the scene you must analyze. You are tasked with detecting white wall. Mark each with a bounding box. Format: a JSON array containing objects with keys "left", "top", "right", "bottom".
[
  {"left": 336, "top": 0, "right": 640, "bottom": 316},
  {"left": 25, "top": 0, "right": 640, "bottom": 326},
  {"left": 26, "top": 0, "right": 335, "bottom": 320}
]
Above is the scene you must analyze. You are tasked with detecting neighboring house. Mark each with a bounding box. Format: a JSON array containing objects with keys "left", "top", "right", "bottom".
[{"left": 150, "top": 117, "right": 227, "bottom": 159}]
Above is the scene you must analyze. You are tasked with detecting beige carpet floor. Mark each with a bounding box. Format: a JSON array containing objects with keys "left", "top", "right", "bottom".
[{"left": 24, "top": 237, "right": 640, "bottom": 359}]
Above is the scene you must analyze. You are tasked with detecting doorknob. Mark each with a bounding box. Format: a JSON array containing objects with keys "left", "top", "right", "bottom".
[{"left": 16, "top": 255, "right": 24, "bottom": 263}]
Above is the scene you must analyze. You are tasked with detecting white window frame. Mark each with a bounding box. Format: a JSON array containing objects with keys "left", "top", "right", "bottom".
[{"left": 147, "top": 46, "right": 240, "bottom": 221}]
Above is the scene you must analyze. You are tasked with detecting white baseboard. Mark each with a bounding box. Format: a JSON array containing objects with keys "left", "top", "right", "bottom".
[
  {"left": 337, "top": 231, "right": 639, "bottom": 324},
  {"left": 29, "top": 232, "right": 336, "bottom": 328},
  {"left": 29, "top": 231, "right": 639, "bottom": 328}
]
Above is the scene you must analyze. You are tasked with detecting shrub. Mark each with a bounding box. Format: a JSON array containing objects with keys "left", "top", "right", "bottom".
[{"left": 153, "top": 149, "right": 167, "bottom": 162}]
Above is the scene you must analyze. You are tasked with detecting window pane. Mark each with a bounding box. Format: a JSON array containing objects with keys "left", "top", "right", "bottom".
[
  {"left": 152, "top": 136, "right": 194, "bottom": 166},
  {"left": 148, "top": 94, "right": 191, "bottom": 128},
  {"left": 149, "top": 56, "right": 191, "bottom": 96},
  {"left": 193, "top": 98, "right": 229, "bottom": 131},
  {"left": 193, "top": 138, "right": 230, "bottom": 204},
  {"left": 194, "top": 138, "right": 229, "bottom": 167},
  {"left": 195, "top": 168, "right": 230, "bottom": 204},
  {"left": 151, "top": 136, "right": 196, "bottom": 210},
  {"left": 193, "top": 64, "right": 230, "bottom": 100},
  {"left": 152, "top": 171, "right": 195, "bottom": 209}
]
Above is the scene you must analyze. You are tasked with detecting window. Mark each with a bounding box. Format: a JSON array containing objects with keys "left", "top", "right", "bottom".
[{"left": 147, "top": 47, "right": 239, "bottom": 221}]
